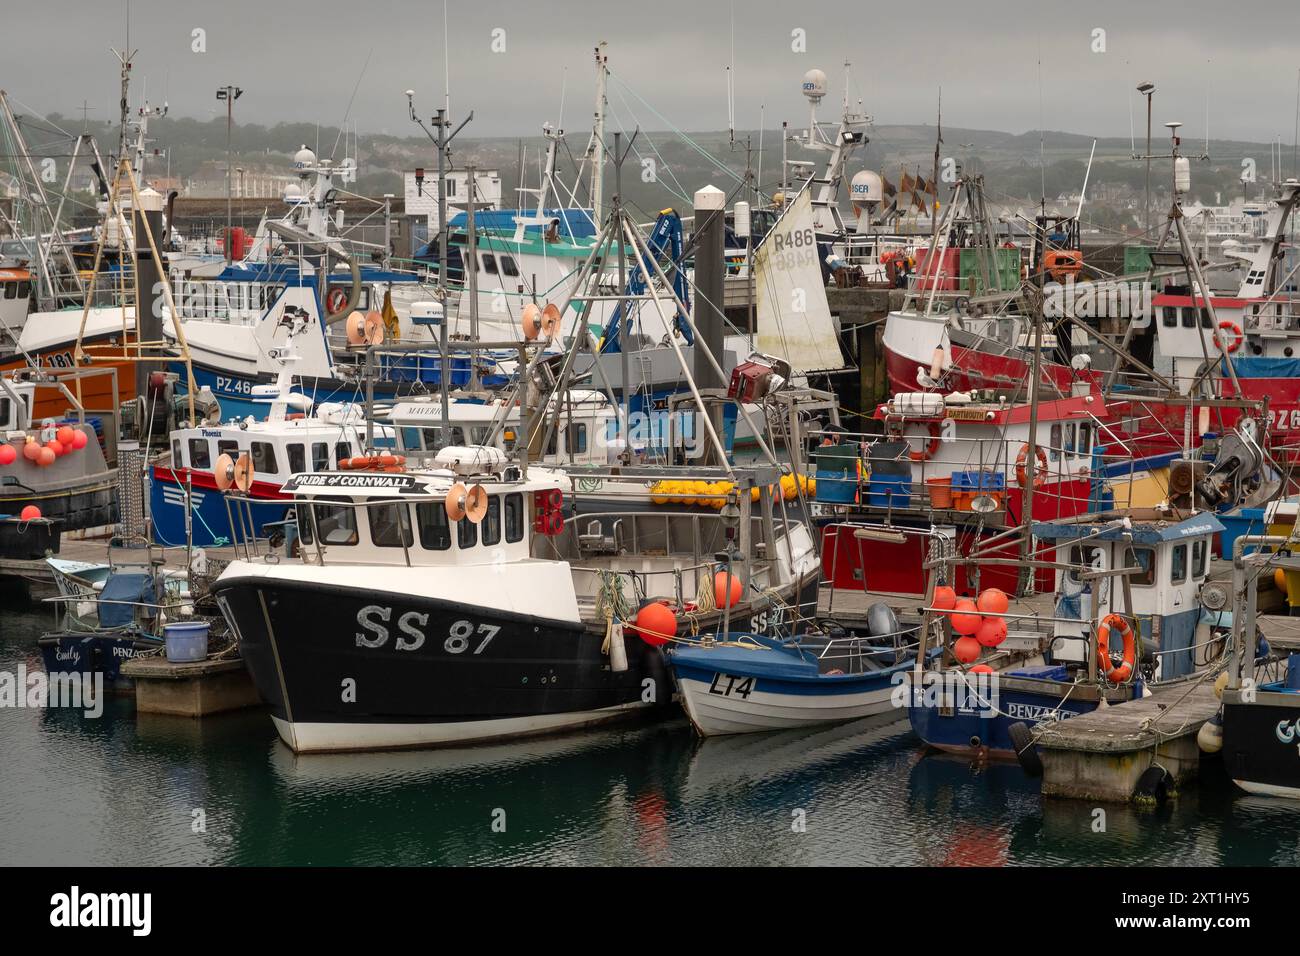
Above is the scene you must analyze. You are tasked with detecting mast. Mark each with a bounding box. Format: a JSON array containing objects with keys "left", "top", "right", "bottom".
[{"left": 588, "top": 42, "right": 609, "bottom": 227}]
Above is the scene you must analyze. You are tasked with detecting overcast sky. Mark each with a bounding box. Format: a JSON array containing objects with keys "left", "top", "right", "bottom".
[{"left": 3, "top": 0, "right": 1297, "bottom": 145}]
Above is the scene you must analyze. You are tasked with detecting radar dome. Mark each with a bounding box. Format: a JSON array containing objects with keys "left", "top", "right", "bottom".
[
  {"left": 850, "top": 170, "right": 883, "bottom": 211},
  {"left": 801, "top": 69, "right": 827, "bottom": 103},
  {"left": 293, "top": 145, "right": 317, "bottom": 171}
]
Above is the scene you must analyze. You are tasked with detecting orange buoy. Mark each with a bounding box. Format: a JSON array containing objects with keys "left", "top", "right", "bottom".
[
  {"left": 953, "top": 635, "right": 981, "bottom": 664},
  {"left": 56, "top": 425, "right": 75, "bottom": 446},
  {"left": 932, "top": 585, "right": 957, "bottom": 612},
  {"left": 23, "top": 439, "right": 40, "bottom": 461},
  {"left": 969, "top": 663, "right": 995, "bottom": 674},
  {"left": 714, "top": 570, "right": 743, "bottom": 609},
  {"left": 70, "top": 430, "right": 88, "bottom": 450},
  {"left": 975, "top": 616, "right": 1008, "bottom": 648},
  {"left": 976, "top": 588, "right": 1008, "bottom": 615},
  {"left": 632, "top": 601, "right": 677, "bottom": 647},
  {"left": 950, "top": 598, "right": 981, "bottom": 635},
  {"left": 0, "top": 444, "right": 15, "bottom": 466},
  {"left": 46, "top": 440, "right": 64, "bottom": 457},
  {"left": 36, "top": 447, "right": 55, "bottom": 466},
  {"left": 19, "top": 505, "right": 41, "bottom": 521},
  {"left": 1274, "top": 567, "right": 1287, "bottom": 593}
]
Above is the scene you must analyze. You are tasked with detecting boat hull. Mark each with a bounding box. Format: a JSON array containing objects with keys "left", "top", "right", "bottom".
[
  {"left": 672, "top": 656, "right": 906, "bottom": 735},
  {"left": 905, "top": 669, "right": 1139, "bottom": 759},
  {"left": 211, "top": 572, "right": 673, "bottom": 752},
  {"left": 1221, "top": 688, "right": 1300, "bottom": 798},
  {"left": 37, "top": 632, "right": 161, "bottom": 694}
]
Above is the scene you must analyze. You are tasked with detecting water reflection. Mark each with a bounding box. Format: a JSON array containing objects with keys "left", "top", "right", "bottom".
[{"left": 2, "top": 599, "right": 1299, "bottom": 867}]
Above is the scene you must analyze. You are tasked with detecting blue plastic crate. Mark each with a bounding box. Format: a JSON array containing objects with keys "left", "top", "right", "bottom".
[
  {"left": 867, "top": 472, "right": 911, "bottom": 509},
  {"left": 951, "top": 470, "right": 1006, "bottom": 493}
]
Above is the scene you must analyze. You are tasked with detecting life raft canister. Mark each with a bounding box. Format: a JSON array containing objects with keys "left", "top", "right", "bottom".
[
  {"left": 338, "top": 454, "right": 406, "bottom": 473},
  {"left": 1014, "top": 443, "right": 1049, "bottom": 488},
  {"left": 1096, "top": 613, "right": 1137, "bottom": 683}
]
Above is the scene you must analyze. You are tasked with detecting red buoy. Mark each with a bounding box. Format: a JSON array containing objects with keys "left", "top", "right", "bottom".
[
  {"left": 633, "top": 601, "right": 677, "bottom": 647},
  {"left": 56, "top": 425, "right": 75, "bottom": 447},
  {"left": 70, "top": 429, "right": 88, "bottom": 450},
  {"left": 932, "top": 585, "right": 957, "bottom": 611},
  {"left": 975, "top": 616, "right": 1008, "bottom": 648},
  {"left": 714, "top": 571, "right": 743, "bottom": 609},
  {"left": 36, "top": 447, "right": 55, "bottom": 466},
  {"left": 950, "top": 598, "right": 981, "bottom": 635},
  {"left": 0, "top": 444, "right": 15, "bottom": 466},
  {"left": 953, "top": 635, "right": 981, "bottom": 664},
  {"left": 970, "top": 663, "right": 995, "bottom": 674},
  {"left": 23, "top": 439, "right": 40, "bottom": 461},
  {"left": 46, "top": 439, "right": 64, "bottom": 458},
  {"left": 976, "top": 588, "right": 1009, "bottom": 615},
  {"left": 20, "top": 505, "right": 41, "bottom": 521}
]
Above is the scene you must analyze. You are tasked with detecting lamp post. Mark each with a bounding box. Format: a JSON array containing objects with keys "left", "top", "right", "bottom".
[
  {"left": 1137, "top": 82, "right": 1155, "bottom": 234},
  {"left": 215, "top": 85, "right": 243, "bottom": 264}
]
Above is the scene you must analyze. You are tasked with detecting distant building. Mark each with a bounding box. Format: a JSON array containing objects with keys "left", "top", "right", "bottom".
[{"left": 403, "top": 168, "right": 502, "bottom": 230}]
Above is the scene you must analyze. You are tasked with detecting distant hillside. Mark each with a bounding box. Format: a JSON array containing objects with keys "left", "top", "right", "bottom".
[{"left": 24, "top": 111, "right": 1295, "bottom": 220}]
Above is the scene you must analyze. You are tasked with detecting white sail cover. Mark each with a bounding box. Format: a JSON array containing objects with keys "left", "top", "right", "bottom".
[{"left": 754, "top": 189, "right": 843, "bottom": 374}]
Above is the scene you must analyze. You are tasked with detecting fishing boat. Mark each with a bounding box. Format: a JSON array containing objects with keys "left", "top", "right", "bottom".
[
  {"left": 148, "top": 359, "right": 383, "bottom": 548},
  {"left": 0, "top": 370, "right": 117, "bottom": 535},
  {"left": 883, "top": 159, "right": 1300, "bottom": 461},
  {"left": 1216, "top": 532, "right": 1300, "bottom": 798},
  {"left": 667, "top": 603, "right": 934, "bottom": 736},
  {"left": 210, "top": 448, "right": 818, "bottom": 752},
  {"left": 36, "top": 543, "right": 190, "bottom": 694}
]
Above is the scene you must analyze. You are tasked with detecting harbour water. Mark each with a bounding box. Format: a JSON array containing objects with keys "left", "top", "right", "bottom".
[{"left": 2, "top": 590, "right": 1297, "bottom": 867}]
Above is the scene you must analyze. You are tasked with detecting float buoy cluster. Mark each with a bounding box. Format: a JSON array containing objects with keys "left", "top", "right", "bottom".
[
  {"left": 650, "top": 479, "right": 733, "bottom": 508},
  {"left": 0, "top": 425, "right": 88, "bottom": 469},
  {"left": 933, "top": 586, "right": 1010, "bottom": 665},
  {"left": 649, "top": 474, "right": 815, "bottom": 508}
]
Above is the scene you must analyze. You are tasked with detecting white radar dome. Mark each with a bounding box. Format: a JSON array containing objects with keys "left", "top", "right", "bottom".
[{"left": 802, "top": 69, "right": 827, "bottom": 103}]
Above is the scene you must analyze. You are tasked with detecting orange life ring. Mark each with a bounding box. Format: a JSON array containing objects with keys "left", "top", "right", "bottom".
[
  {"left": 1014, "top": 443, "right": 1049, "bottom": 488},
  {"left": 325, "top": 287, "right": 349, "bottom": 316},
  {"left": 907, "top": 421, "right": 943, "bottom": 462},
  {"left": 1215, "top": 320, "right": 1242, "bottom": 354},
  {"left": 1096, "top": 613, "right": 1137, "bottom": 683},
  {"left": 339, "top": 454, "right": 406, "bottom": 473}
]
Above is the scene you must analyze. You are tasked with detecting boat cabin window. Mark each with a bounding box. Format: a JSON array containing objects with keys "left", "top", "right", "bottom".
[
  {"left": 252, "top": 441, "right": 278, "bottom": 474},
  {"left": 1192, "top": 538, "right": 1208, "bottom": 578},
  {"left": 312, "top": 442, "right": 330, "bottom": 470},
  {"left": 218, "top": 439, "right": 239, "bottom": 460},
  {"left": 172, "top": 438, "right": 182, "bottom": 464},
  {"left": 368, "top": 502, "right": 414, "bottom": 549},
  {"left": 296, "top": 504, "right": 313, "bottom": 545},
  {"left": 3, "top": 282, "right": 16, "bottom": 299},
  {"left": 500, "top": 255, "right": 519, "bottom": 278},
  {"left": 482, "top": 254, "right": 499, "bottom": 275},
  {"left": 415, "top": 502, "right": 451, "bottom": 550},
  {"left": 1181, "top": 307, "right": 1196, "bottom": 329},
  {"left": 1170, "top": 543, "right": 1187, "bottom": 584},
  {"left": 1077, "top": 422, "right": 1092, "bottom": 457},
  {"left": 334, "top": 442, "right": 351, "bottom": 466},
  {"left": 457, "top": 515, "right": 477, "bottom": 550},
  {"left": 504, "top": 492, "right": 524, "bottom": 543},
  {"left": 188, "top": 438, "right": 211, "bottom": 469},
  {"left": 1066, "top": 545, "right": 1102, "bottom": 586},
  {"left": 1049, "top": 423, "right": 1062, "bottom": 461},
  {"left": 1127, "top": 546, "right": 1155, "bottom": 587},
  {"left": 481, "top": 496, "right": 502, "bottom": 546},
  {"left": 312, "top": 498, "right": 358, "bottom": 546},
  {"left": 1162, "top": 306, "right": 1177, "bottom": 327},
  {"left": 287, "top": 443, "right": 306, "bottom": 474},
  {"left": 566, "top": 423, "right": 588, "bottom": 456}
]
